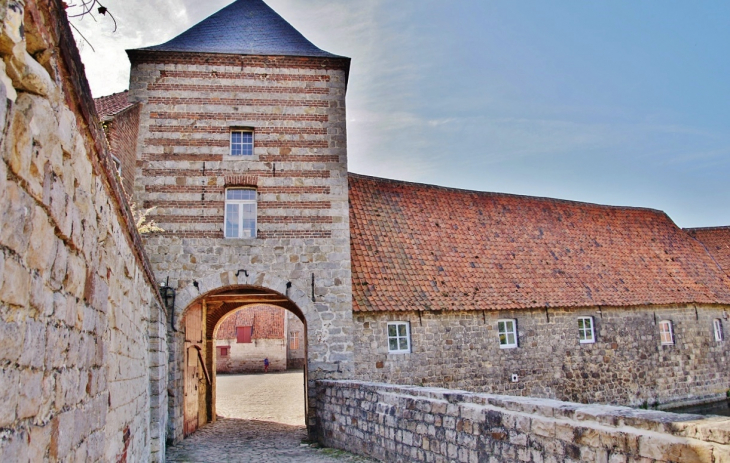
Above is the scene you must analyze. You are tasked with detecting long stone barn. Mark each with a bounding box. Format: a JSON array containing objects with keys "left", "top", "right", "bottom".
[{"left": 1, "top": 0, "right": 729, "bottom": 461}]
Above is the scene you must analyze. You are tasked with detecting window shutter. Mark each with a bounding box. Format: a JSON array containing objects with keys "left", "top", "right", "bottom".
[{"left": 237, "top": 326, "right": 253, "bottom": 343}]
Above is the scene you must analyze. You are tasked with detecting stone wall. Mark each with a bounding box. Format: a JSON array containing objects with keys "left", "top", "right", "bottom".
[
  {"left": 128, "top": 49, "right": 354, "bottom": 441},
  {"left": 353, "top": 305, "right": 730, "bottom": 408},
  {"left": 0, "top": 1, "right": 166, "bottom": 461},
  {"left": 316, "top": 380, "right": 730, "bottom": 463}
]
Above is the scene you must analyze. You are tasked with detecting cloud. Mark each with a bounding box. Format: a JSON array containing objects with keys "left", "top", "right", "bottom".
[{"left": 70, "top": 0, "right": 192, "bottom": 96}]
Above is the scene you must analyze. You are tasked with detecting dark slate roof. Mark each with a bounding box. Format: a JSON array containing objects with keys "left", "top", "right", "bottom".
[
  {"left": 136, "top": 0, "right": 343, "bottom": 58},
  {"left": 349, "top": 173, "right": 730, "bottom": 312}
]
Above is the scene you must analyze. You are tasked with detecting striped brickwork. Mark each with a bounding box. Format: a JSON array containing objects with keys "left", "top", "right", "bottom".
[{"left": 128, "top": 51, "right": 354, "bottom": 442}]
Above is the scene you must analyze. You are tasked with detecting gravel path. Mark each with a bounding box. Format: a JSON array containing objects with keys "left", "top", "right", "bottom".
[
  {"left": 215, "top": 372, "right": 306, "bottom": 425},
  {"left": 166, "top": 372, "right": 377, "bottom": 462}
]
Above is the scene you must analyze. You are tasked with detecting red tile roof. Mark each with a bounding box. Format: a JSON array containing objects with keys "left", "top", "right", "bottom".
[
  {"left": 685, "top": 227, "right": 730, "bottom": 277},
  {"left": 349, "top": 174, "right": 730, "bottom": 312},
  {"left": 216, "top": 305, "right": 285, "bottom": 339},
  {"left": 94, "top": 90, "right": 135, "bottom": 118}
]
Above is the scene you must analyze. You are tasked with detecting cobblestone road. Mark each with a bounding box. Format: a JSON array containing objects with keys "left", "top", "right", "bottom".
[{"left": 166, "top": 372, "right": 377, "bottom": 462}]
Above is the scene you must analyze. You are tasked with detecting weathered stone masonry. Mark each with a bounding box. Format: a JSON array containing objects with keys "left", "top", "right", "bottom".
[
  {"left": 316, "top": 381, "right": 730, "bottom": 463},
  {"left": 0, "top": 1, "right": 167, "bottom": 460},
  {"left": 353, "top": 306, "right": 730, "bottom": 408}
]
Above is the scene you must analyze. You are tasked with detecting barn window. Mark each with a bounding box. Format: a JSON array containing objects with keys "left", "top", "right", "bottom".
[
  {"left": 714, "top": 319, "right": 724, "bottom": 342},
  {"left": 659, "top": 320, "right": 674, "bottom": 345},
  {"left": 217, "top": 346, "right": 229, "bottom": 357},
  {"left": 498, "top": 319, "right": 518, "bottom": 348},
  {"left": 290, "top": 331, "right": 300, "bottom": 350},
  {"left": 225, "top": 188, "right": 257, "bottom": 238},
  {"left": 387, "top": 322, "right": 410, "bottom": 353},
  {"left": 578, "top": 316, "right": 595, "bottom": 344},
  {"left": 236, "top": 326, "right": 252, "bottom": 343},
  {"left": 230, "top": 129, "right": 254, "bottom": 156}
]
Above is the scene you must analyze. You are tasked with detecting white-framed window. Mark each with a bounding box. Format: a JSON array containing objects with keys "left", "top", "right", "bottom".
[
  {"left": 387, "top": 322, "right": 410, "bottom": 353},
  {"left": 224, "top": 188, "right": 257, "bottom": 238},
  {"left": 290, "top": 331, "right": 300, "bottom": 350},
  {"left": 497, "top": 319, "right": 518, "bottom": 349},
  {"left": 714, "top": 319, "right": 724, "bottom": 342},
  {"left": 578, "top": 316, "right": 595, "bottom": 344},
  {"left": 659, "top": 320, "right": 674, "bottom": 345},
  {"left": 230, "top": 129, "right": 254, "bottom": 156}
]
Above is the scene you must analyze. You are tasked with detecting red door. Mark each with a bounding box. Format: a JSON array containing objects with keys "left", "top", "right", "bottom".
[{"left": 183, "top": 304, "right": 203, "bottom": 436}]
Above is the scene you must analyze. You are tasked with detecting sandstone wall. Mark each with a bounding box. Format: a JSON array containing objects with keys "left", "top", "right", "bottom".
[
  {"left": 317, "top": 380, "right": 730, "bottom": 463},
  {"left": 353, "top": 305, "right": 730, "bottom": 408},
  {"left": 0, "top": 1, "right": 167, "bottom": 461},
  {"left": 128, "top": 50, "right": 354, "bottom": 441},
  {"left": 215, "top": 337, "right": 286, "bottom": 373}
]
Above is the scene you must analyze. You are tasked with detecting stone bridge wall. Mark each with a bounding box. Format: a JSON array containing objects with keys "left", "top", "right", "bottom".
[
  {"left": 0, "top": 1, "right": 167, "bottom": 461},
  {"left": 316, "top": 380, "right": 730, "bottom": 463}
]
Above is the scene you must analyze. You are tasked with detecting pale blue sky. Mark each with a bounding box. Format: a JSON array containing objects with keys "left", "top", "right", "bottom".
[{"left": 74, "top": 0, "right": 730, "bottom": 227}]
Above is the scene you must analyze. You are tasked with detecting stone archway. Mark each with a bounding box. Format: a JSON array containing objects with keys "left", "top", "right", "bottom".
[
  {"left": 165, "top": 269, "right": 354, "bottom": 445},
  {"left": 169, "top": 280, "right": 315, "bottom": 443},
  {"left": 210, "top": 303, "right": 308, "bottom": 425}
]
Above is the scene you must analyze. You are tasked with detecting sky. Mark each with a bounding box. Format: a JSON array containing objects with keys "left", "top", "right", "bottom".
[{"left": 70, "top": 0, "right": 730, "bottom": 228}]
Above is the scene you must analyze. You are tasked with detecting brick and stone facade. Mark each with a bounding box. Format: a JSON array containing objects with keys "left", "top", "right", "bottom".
[
  {"left": 126, "top": 3, "right": 354, "bottom": 441},
  {"left": 0, "top": 1, "right": 167, "bottom": 460},
  {"left": 215, "top": 305, "right": 288, "bottom": 374}
]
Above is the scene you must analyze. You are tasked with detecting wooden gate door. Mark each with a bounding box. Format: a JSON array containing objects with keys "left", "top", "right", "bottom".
[{"left": 183, "top": 304, "right": 203, "bottom": 436}]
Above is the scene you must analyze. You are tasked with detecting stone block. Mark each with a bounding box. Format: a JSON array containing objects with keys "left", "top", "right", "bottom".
[
  {"left": 0, "top": 429, "right": 30, "bottom": 463},
  {"left": 0, "top": 255, "right": 29, "bottom": 307},
  {"left": 17, "top": 369, "right": 42, "bottom": 419},
  {"left": 0, "top": 368, "right": 19, "bottom": 427},
  {"left": 19, "top": 318, "right": 46, "bottom": 369},
  {"left": 29, "top": 271, "right": 53, "bottom": 316},
  {"left": 0, "top": 318, "right": 22, "bottom": 363},
  {"left": 531, "top": 418, "right": 556, "bottom": 438}
]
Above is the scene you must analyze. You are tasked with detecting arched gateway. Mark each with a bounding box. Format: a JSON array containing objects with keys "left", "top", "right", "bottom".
[
  {"left": 176, "top": 283, "right": 308, "bottom": 436},
  {"left": 166, "top": 271, "right": 351, "bottom": 443}
]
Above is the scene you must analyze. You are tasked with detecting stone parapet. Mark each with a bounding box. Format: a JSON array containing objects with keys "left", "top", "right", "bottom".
[{"left": 316, "top": 380, "right": 730, "bottom": 463}]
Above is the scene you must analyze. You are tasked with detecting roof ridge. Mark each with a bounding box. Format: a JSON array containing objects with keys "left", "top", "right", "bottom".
[
  {"left": 684, "top": 225, "right": 730, "bottom": 232},
  {"left": 348, "top": 172, "right": 673, "bottom": 218},
  {"left": 131, "top": 0, "right": 346, "bottom": 59}
]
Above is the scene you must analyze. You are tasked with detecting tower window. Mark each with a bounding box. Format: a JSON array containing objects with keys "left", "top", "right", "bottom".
[
  {"left": 230, "top": 129, "right": 254, "bottom": 156},
  {"left": 225, "top": 188, "right": 257, "bottom": 238}
]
